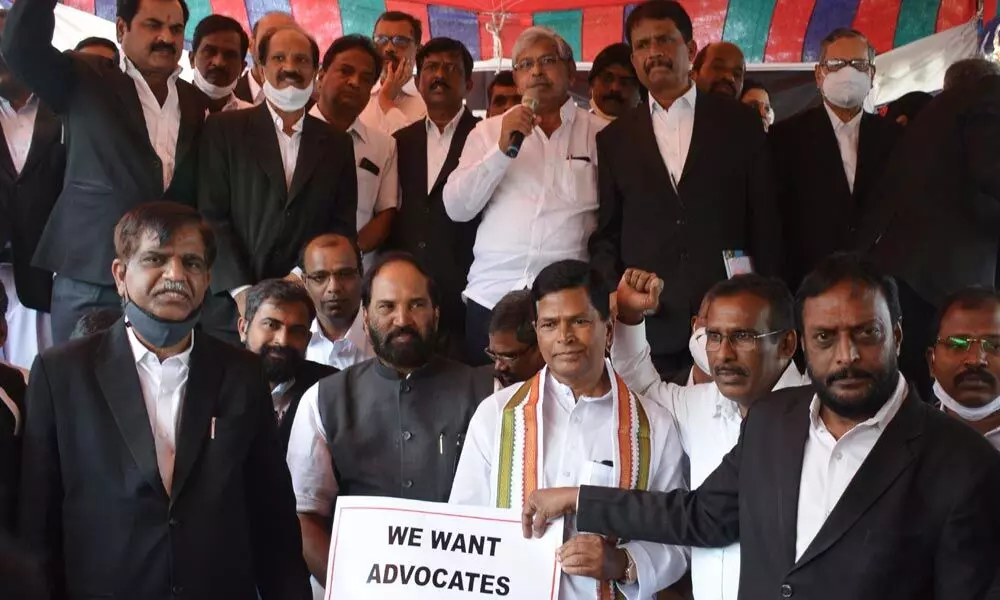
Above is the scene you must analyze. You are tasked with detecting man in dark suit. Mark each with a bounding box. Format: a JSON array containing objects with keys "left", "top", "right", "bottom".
[
  {"left": 1, "top": 0, "right": 207, "bottom": 344},
  {"left": 770, "top": 28, "right": 900, "bottom": 291},
  {"left": 233, "top": 11, "right": 295, "bottom": 105},
  {"left": 523, "top": 253, "right": 1000, "bottom": 600},
  {"left": 860, "top": 73, "right": 1000, "bottom": 401},
  {"left": 199, "top": 25, "right": 357, "bottom": 342},
  {"left": 0, "top": 281, "right": 27, "bottom": 532},
  {"left": 18, "top": 202, "right": 310, "bottom": 599},
  {"left": 589, "top": 0, "right": 780, "bottom": 378},
  {"left": 238, "top": 278, "right": 336, "bottom": 451},
  {"left": 386, "top": 37, "right": 480, "bottom": 360}
]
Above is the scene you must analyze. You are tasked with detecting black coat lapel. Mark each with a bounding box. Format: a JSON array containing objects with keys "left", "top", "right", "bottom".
[
  {"left": 18, "top": 105, "right": 60, "bottom": 180},
  {"left": 400, "top": 119, "right": 429, "bottom": 201},
  {"left": 250, "top": 104, "right": 288, "bottom": 198},
  {"left": 173, "top": 81, "right": 204, "bottom": 170},
  {"left": 288, "top": 115, "right": 330, "bottom": 204},
  {"left": 632, "top": 107, "right": 679, "bottom": 205},
  {"left": 429, "top": 110, "right": 478, "bottom": 194},
  {"left": 170, "top": 333, "right": 224, "bottom": 503},
  {"left": 0, "top": 129, "right": 15, "bottom": 181},
  {"left": 680, "top": 93, "right": 709, "bottom": 184},
  {"left": 96, "top": 322, "right": 168, "bottom": 499},
  {"left": 853, "top": 113, "right": 880, "bottom": 204},
  {"left": 110, "top": 70, "right": 156, "bottom": 154},
  {"left": 792, "top": 390, "right": 924, "bottom": 571},
  {"left": 811, "top": 107, "right": 854, "bottom": 204},
  {"left": 777, "top": 394, "right": 810, "bottom": 567}
]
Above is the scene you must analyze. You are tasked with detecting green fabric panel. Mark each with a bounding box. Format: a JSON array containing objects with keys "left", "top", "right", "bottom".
[
  {"left": 341, "top": 0, "right": 387, "bottom": 37},
  {"left": 894, "top": 0, "right": 940, "bottom": 48},
  {"left": 722, "top": 0, "right": 777, "bottom": 63},
  {"left": 185, "top": 0, "right": 214, "bottom": 42},
  {"left": 534, "top": 10, "right": 583, "bottom": 61}
]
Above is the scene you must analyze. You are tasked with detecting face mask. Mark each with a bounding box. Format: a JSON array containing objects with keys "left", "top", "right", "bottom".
[
  {"left": 821, "top": 67, "right": 872, "bottom": 109},
  {"left": 124, "top": 300, "right": 201, "bottom": 348},
  {"left": 689, "top": 326, "right": 710, "bottom": 374},
  {"left": 193, "top": 68, "right": 238, "bottom": 100},
  {"left": 263, "top": 79, "right": 314, "bottom": 112},
  {"left": 933, "top": 380, "right": 1000, "bottom": 422}
]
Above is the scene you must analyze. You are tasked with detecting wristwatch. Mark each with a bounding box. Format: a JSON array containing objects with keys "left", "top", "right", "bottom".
[{"left": 618, "top": 548, "right": 638, "bottom": 585}]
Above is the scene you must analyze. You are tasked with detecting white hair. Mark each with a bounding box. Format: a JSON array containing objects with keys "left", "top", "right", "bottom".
[{"left": 511, "top": 26, "right": 574, "bottom": 63}]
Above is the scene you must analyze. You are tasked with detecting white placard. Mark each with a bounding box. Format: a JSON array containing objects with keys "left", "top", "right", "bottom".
[{"left": 324, "top": 496, "right": 564, "bottom": 599}]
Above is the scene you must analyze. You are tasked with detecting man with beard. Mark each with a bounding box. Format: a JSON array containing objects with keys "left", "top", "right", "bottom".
[
  {"left": 522, "top": 253, "right": 1000, "bottom": 600},
  {"left": 2, "top": 0, "right": 208, "bottom": 344},
  {"left": 361, "top": 11, "right": 427, "bottom": 134},
  {"left": 18, "top": 202, "right": 310, "bottom": 599},
  {"left": 189, "top": 15, "right": 252, "bottom": 114},
  {"left": 928, "top": 287, "right": 1000, "bottom": 451},
  {"left": 691, "top": 42, "right": 746, "bottom": 99},
  {"left": 486, "top": 290, "right": 545, "bottom": 390},
  {"left": 300, "top": 233, "right": 374, "bottom": 369},
  {"left": 199, "top": 25, "right": 356, "bottom": 342},
  {"left": 286, "top": 252, "right": 493, "bottom": 586},
  {"left": 233, "top": 11, "right": 296, "bottom": 105},
  {"left": 588, "top": 43, "right": 641, "bottom": 120},
  {"left": 589, "top": 0, "right": 779, "bottom": 379},
  {"left": 239, "top": 279, "right": 336, "bottom": 451}
]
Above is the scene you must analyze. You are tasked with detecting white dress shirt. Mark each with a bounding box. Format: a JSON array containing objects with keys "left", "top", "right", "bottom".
[
  {"left": 425, "top": 108, "right": 466, "bottom": 192},
  {"left": 265, "top": 101, "right": 304, "bottom": 190},
  {"left": 443, "top": 99, "right": 607, "bottom": 309},
  {"left": 360, "top": 78, "right": 427, "bottom": 135},
  {"left": 0, "top": 95, "right": 39, "bottom": 174},
  {"left": 650, "top": 84, "right": 696, "bottom": 188},
  {"left": 450, "top": 366, "right": 689, "bottom": 600},
  {"left": 272, "top": 378, "right": 295, "bottom": 426},
  {"left": 309, "top": 104, "right": 399, "bottom": 230},
  {"left": 304, "top": 311, "right": 374, "bottom": 370},
  {"left": 795, "top": 374, "right": 906, "bottom": 560},
  {"left": 934, "top": 402, "right": 1000, "bottom": 452},
  {"left": 611, "top": 320, "right": 809, "bottom": 600},
  {"left": 247, "top": 70, "right": 265, "bottom": 105},
  {"left": 205, "top": 93, "right": 253, "bottom": 117},
  {"left": 823, "top": 103, "right": 862, "bottom": 194},
  {"left": 121, "top": 56, "right": 181, "bottom": 189},
  {"left": 125, "top": 325, "right": 194, "bottom": 496}
]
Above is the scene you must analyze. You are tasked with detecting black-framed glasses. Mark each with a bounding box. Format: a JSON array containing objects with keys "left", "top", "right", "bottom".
[
  {"left": 935, "top": 336, "right": 1000, "bottom": 356},
  {"left": 373, "top": 34, "right": 413, "bottom": 49},
  {"left": 820, "top": 58, "right": 871, "bottom": 72},
  {"left": 484, "top": 346, "right": 534, "bottom": 364},
  {"left": 513, "top": 55, "right": 561, "bottom": 73},
  {"left": 705, "top": 330, "right": 785, "bottom": 352},
  {"left": 303, "top": 268, "right": 359, "bottom": 286}
]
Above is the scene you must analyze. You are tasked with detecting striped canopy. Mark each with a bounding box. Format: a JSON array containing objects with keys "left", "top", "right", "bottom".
[{"left": 59, "top": 0, "right": 985, "bottom": 63}]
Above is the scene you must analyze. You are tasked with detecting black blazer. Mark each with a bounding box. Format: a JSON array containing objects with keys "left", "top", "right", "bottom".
[
  {"left": 589, "top": 94, "right": 781, "bottom": 357},
  {"left": 386, "top": 110, "right": 481, "bottom": 330},
  {"left": 577, "top": 385, "right": 1000, "bottom": 600},
  {"left": 0, "top": 363, "right": 26, "bottom": 532},
  {"left": 18, "top": 322, "right": 310, "bottom": 599},
  {"left": 770, "top": 106, "right": 900, "bottom": 290},
  {"left": 0, "top": 102, "right": 64, "bottom": 311},
  {"left": 277, "top": 359, "right": 338, "bottom": 452},
  {"left": 859, "top": 76, "right": 1000, "bottom": 306},
  {"left": 0, "top": 0, "right": 205, "bottom": 287},
  {"left": 198, "top": 104, "right": 358, "bottom": 292},
  {"left": 233, "top": 72, "right": 254, "bottom": 104}
]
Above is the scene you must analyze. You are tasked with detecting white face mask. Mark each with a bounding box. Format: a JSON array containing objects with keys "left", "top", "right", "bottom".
[
  {"left": 193, "top": 68, "right": 239, "bottom": 100},
  {"left": 821, "top": 67, "right": 872, "bottom": 109},
  {"left": 934, "top": 380, "right": 1000, "bottom": 422},
  {"left": 689, "top": 327, "right": 710, "bottom": 375},
  {"left": 263, "top": 79, "right": 314, "bottom": 112}
]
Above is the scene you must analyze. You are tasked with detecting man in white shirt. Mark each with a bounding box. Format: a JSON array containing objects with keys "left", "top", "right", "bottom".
[
  {"left": 613, "top": 269, "right": 808, "bottom": 600},
  {"left": 360, "top": 11, "right": 427, "bottom": 134},
  {"left": 189, "top": 15, "right": 253, "bottom": 114},
  {"left": 444, "top": 26, "right": 607, "bottom": 365},
  {"left": 312, "top": 34, "right": 399, "bottom": 258},
  {"left": 928, "top": 286, "right": 1000, "bottom": 451},
  {"left": 234, "top": 11, "right": 295, "bottom": 104},
  {"left": 524, "top": 253, "right": 1000, "bottom": 600},
  {"left": 451, "top": 259, "right": 688, "bottom": 599},
  {"left": 300, "top": 233, "right": 374, "bottom": 370}
]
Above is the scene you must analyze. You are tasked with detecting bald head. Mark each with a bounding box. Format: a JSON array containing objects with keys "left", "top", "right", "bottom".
[
  {"left": 301, "top": 233, "right": 363, "bottom": 330},
  {"left": 693, "top": 42, "right": 747, "bottom": 98}
]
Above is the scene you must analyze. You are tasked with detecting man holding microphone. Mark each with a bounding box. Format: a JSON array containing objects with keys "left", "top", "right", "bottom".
[{"left": 443, "top": 26, "right": 607, "bottom": 365}]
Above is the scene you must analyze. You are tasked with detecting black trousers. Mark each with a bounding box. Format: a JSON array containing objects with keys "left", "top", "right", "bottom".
[
  {"left": 464, "top": 299, "right": 492, "bottom": 367},
  {"left": 50, "top": 276, "right": 121, "bottom": 344}
]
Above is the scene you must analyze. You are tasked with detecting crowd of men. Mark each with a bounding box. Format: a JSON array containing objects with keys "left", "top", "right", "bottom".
[{"left": 0, "top": 0, "right": 999, "bottom": 597}]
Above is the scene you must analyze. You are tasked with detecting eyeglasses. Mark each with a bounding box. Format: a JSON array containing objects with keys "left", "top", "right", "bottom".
[
  {"left": 303, "top": 268, "right": 359, "bottom": 286},
  {"left": 820, "top": 58, "right": 872, "bottom": 73},
  {"left": 705, "top": 330, "right": 785, "bottom": 352},
  {"left": 373, "top": 35, "right": 413, "bottom": 49},
  {"left": 513, "top": 55, "right": 561, "bottom": 73},
  {"left": 935, "top": 336, "right": 1000, "bottom": 356},
  {"left": 484, "top": 346, "right": 534, "bottom": 364}
]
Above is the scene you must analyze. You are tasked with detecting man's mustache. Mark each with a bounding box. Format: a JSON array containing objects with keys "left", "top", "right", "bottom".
[
  {"left": 278, "top": 71, "right": 304, "bottom": 84},
  {"left": 826, "top": 367, "right": 876, "bottom": 386},
  {"left": 387, "top": 326, "right": 422, "bottom": 344},
  {"left": 711, "top": 80, "right": 737, "bottom": 96},
  {"left": 206, "top": 66, "right": 229, "bottom": 78},
  {"left": 430, "top": 79, "right": 449, "bottom": 90},
  {"left": 153, "top": 280, "right": 190, "bottom": 299},
  {"left": 955, "top": 367, "right": 997, "bottom": 387},
  {"left": 602, "top": 91, "right": 625, "bottom": 103},
  {"left": 644, "top": 57, "right": 673, "bottom": 74},
  {"left": 150, "top": 42, "right": 176, "bottom": 55},
  {"left": 714, "top": 364, "right": 749, "bottom": 378}
]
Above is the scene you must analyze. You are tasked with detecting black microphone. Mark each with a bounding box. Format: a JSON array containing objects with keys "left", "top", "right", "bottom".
[{"left": 504, "top": 91, "right": 539, "bottom": 158}]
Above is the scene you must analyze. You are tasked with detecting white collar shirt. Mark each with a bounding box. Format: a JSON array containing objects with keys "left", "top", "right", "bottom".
[
  {"left": 0, "top": 95, "right": 39, "bottom": 174},
  {"left": 305, "top": 311, "right": 374, "bottom": 370},
  {"left": 425, "top": 108, "right": 466, "bottom": 193},
  {"left": 649, "top": 84, "right": 696, "bottom": 188},
  {"left": 442, "top": 98, "right": 607, "bottom": 308},
  {"left": 360, "top": 77, "right": 426, "bottom": 134},
  {"left": 265, "top": 101, "right": 304, "bottom": 190},
  {"left": 823, "top": 103, "right": 863, "bottom": 194},
  {"left": 934, "top": 399, "right": 1000, "bottom": 452},
  {"left": 121, "top": 56, "right": 181, "bottom": 189},
  {"left": 247, "top": 71, "right": 265, "bottom": 105}
]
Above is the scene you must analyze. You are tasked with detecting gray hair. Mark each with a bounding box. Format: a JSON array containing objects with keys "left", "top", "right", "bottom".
[
  {"left": 511, "top": 26, "right": 574, "bottom": 64},
  {"left": 819, "top": 28, "right": 876, "bottom": 63}
]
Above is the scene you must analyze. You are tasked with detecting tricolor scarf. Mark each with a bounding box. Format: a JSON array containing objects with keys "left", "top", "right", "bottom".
[{"left": 492, "top": 360, "right": 651, "bottom": 600}]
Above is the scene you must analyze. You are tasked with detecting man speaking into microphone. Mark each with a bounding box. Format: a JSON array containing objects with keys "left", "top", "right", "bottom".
[{"left": 444, "top": 27, "right": 607, "bottom": 365}]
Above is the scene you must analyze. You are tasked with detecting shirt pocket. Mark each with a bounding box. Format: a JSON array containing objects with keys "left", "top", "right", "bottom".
[{"left": 583, "top": 460, "right": 616, "bottom": 488}]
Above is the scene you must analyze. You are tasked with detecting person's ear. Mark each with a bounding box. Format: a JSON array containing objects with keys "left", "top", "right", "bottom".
[
  {"left": 779, "top": 330, "right": 798, "bottom": 361},
  {"left": 115, "top": 18, "right": 127, "bottom": 45},
  {"left": 926, "top": 346, "right": 936, "bottom": 376},
  {"left": 237, "top": 316, "right": 248, "bottom": 343},
  {"left": 893, "top": 320, "right": 904, "bottom": 357},
  {"left": 112, "top": 259, "right": 128, "bottom": 300}
]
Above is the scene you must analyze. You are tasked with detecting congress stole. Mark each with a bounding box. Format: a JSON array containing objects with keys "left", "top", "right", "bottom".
[{"left": 493, "top": 360, "right": 651, "bottom": 600}]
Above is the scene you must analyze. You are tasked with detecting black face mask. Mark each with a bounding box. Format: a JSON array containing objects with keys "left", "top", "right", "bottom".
[{"left": 124, "top": 300, "right": 201, "bottom": 348}]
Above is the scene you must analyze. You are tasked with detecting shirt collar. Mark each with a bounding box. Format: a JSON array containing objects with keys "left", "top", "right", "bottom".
[
  {"left": 425, "top": 107, "right": 466, "bottom": 136},
  {"left": 272, "top": 378, "right": 295, "bottom": 397},
  {"left": 0, "top": 94, "right": 38, "bottom": 114},
  {"left": 124, "top": 321, "right": 194, "bottom": 366},
  {"left": 589, "top": 97, "right": 616, "bottom": 122},
  {"left": 541, "top": 363, "right": 613, "bottom": 412},
  {"left": 823, "top": 102, "right": 863, "bottom": 132},
  {"left": 307, "top": 104, "right": 368, "bottom": 143},
  {"left": 649, "top": 83, "right": 697, "bottom": 115},
  {"left": 311, "top": 308, "right": 367, "bottom": 348},
  {"left": 808, "top": 372, "right": 907, "bottom": 435},
  {"left": 120, "top": 54, "right": 181, "bottom": 82},
  {"left": 774, "top": 361, "right": 811, "bottom": 391},
  {"left": 266, "top": 100, "right": 304, "bottom": 134}
]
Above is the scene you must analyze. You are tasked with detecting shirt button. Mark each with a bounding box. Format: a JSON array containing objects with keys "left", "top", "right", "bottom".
[
  {"left": 403, "top": 479, "right": 413, "bottom": 488},
  {"left": 780, "top": 583, "right": 793, "bottom": 598},
  {"left": 172, "top": 585, "right": 184, "bottom": 596},
  {"left": 402, "top": 430, "right": 412, "bottom": 441},
  {"left": 168, "top": 517, "right": 180, "bottom": 528},
  {"left": 562, "top": 471, "right": 571, "bottom": 478},
  {"left": 417, "top": 242, "right": 427, "bottom": 249},
  {"left": 834, "top": 452, "right": 843, "bottom": 460},
  {"left": 401, "top": 384, "right": 411, "bottom": 393}
]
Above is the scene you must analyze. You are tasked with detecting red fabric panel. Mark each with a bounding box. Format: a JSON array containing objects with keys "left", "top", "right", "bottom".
[
  {"left": 987, "top": 0, "right": 999, "bottom": 20},
  {"left": 686, "top": 0, "right": 730, "bottom": 49},
  {"left": 581, "top": 6, "right": 623, "bottom": 61},
  {"left": 210, "top": 0, "right": 251, "bottom": 35},
  {"left": 936, "top": 0, "right": 974, "bottom": 31},
  {"left": 478, "top": 11, "right": 532, "bottom": 62},
  {"left": 764, "top": 0, "right": 816, "bottom": 61},
  {"left": 63, "top": 0, "right": 97, "bottom": 15},
  {"left": 290, "top": 0, "right": 343, "bottom": 53},
  {"left": 853, "top": 0, "right": 904, "bottom": 54}
]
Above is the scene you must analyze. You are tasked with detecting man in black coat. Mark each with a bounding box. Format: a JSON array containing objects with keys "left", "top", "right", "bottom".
[
  {"left": 523, "top": 254, "right": 1000, "bottom": 600},
  {"left": 1, "top": 0, "right": 207, "bottom": 343},
  {"left": 18, "top": 202, "right": 310, "bottom": 600},
  {"left": 589, "top": 0, "right": 780, "bottom": 378},
  {"left": 0, "top": 281, "right": 26, "bottom": 532}
]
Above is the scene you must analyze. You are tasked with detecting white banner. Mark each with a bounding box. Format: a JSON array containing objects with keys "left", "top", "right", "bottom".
[{"left": 324, "top": 496, "right": 564, "bottom": 599}]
